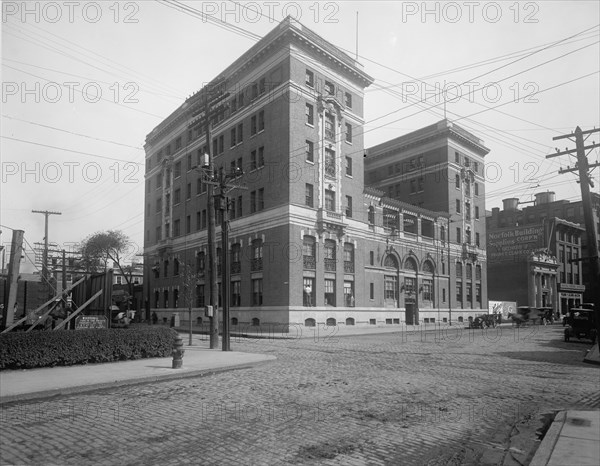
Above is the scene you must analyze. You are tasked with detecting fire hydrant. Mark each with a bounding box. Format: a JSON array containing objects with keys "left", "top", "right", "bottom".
[{"left": 172, "top": 334, "right": 184, "bottom": 369}]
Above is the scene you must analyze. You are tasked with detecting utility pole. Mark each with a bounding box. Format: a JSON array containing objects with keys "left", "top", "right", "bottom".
[
  {"left": 548, "top": 126, "right": 600, "bottom": 340},
  {"left": 2, "top": 229, "right": 24, "bottom": 329},
  {"left": 198, "top": 81, "right": 229, "bottom": 350},
  {"left": 31, "top": 210, "right": 61, "bottom": 298},
  {"left": 216, "top": 166, "right": 247, "bottom": 351}
]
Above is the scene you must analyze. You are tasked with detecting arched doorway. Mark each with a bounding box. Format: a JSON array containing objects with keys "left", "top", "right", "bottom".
[
  {"left": 384, "top": 254, "right": 399, "bottom": 308},
  {"left": 403, "top": 256, "right": 419, "bottom": 325}
]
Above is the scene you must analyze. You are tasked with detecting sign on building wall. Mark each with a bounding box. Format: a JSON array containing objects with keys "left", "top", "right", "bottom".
[
  {"left": 489, "top": 300, "right": 517, "bottom": 319},
  {"left": 487, "top": 225, "right": 544, "bottom": 261}
]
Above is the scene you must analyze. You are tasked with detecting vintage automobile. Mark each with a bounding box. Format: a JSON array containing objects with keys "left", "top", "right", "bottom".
[
  {"left": 564, "top": 308, "right": 598, "bottom": 343},
  {"left": 508, "top": 306, "right": 534, "bottom": 327}
]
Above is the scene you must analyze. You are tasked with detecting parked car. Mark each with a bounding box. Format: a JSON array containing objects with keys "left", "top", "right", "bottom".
[{"left": 564, "top": 308, "right": 597, "bottom": 343}]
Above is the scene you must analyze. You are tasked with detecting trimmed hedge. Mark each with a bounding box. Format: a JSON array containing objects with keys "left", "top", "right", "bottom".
[{"left": 0, "top": 327, "right": 177, "bottom": 370}]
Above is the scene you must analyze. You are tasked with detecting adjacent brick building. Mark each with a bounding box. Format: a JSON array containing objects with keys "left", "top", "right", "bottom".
[
  {"left": 143, "top": 18, "right": 489, "bottom": 328},
  {"left": 486, "top": 192, "right": 589, "bottom": 314}
]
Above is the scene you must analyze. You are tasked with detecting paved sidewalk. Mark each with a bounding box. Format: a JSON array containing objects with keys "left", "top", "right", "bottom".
[
  {"left": 0, "top": 334, "right": 275, "bottom": 404},
  {"left": 530, "top": 410, "right": 600, "bottom": 466}
]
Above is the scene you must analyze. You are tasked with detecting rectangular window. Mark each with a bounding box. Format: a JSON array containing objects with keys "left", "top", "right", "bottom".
[
  {"left": 174, "top": 161, "right": 181, "bottom": 178},
  {"left": 369, "top": 282, "right": 374, "bottom": 300},
  {"left": 325, "top": 148, "right": 336, "bottom": 177},
  {"left": 303, "top": 277, "right": 315, "bottom": 306},
  {"left": 456, "top": 281, "right": 462, "bottom": 302},
  {"left": 325, "top": 81, "right": 334, "bottom": 96},
  {"left": 186, "top": 215, "right": 191, "bottom": 234},
  {"left": 345, "top": 195, "right": 352, "bottom": 218},
  {"left": 196, "top": 211, "right": 201, "bottom": 230},
  {"left": 369, "top": 251, "right": 374, "bottom": 266},
  {"left": 251, "top": 191, "right": 256, "bottom": 213},
  {"left": 345, "top": 92, "right": 352, "bottom": 108},
  {"left": 230, "top": 127, "right": 236, "bottom": 147},
  {"left": 456, "top": 199, "right": 461, "bottom": 213},
  {"left": 325, "top": 189, "right": 335, "bottom": 211},
  {"left": 258, "top": 110, "right": 265, "bottom": 132},
  {"left": 344, "top": 281, "right": 355, "bottom": 307},
  {"left": 219, "top": 135, "right": 224, "bottom": 154},
  {"left": 325, "top": 113, "right": 335, "bottom": 140},
  {"left": 324, "top": 279, "right": 336, "bottom": 306},
  {"left": 476, "top": 232, "right": 480, "bottom": 247},
  {"left": 305, "top": 69, "right": 314, "bottom": 87},
  {"left": 465, "top": 203, "right": 471, "bottom": 220},
  {"left": 422, "top": 279, "right": 433, "bottom": 302},
  {"left": 306, "top": 140, "right": 314, "bottom": 162},
  {"left": 201, "top": 209, "right": 207, "bottom": 229},
  {"left": 305, "top": 184, "right": 314, "bottom": 207},
  {"left": 475, "top": 206, "right": 480, "bottom": 219},
  {"left": 306, "top": 103, "right": 314, "bottom": 125},
  {"left": 174, "top": 219, "right": 181, "bottom": 237},
  {"left": 456, "top": 227, "right": 462, "bottom": 244},
  {"left": 346, "top": 156, "right": 353, "bottom": 176},
  {"left": 258, "top": 188, "right": 264, "bottom": 211},
  {"left": 474, "top": 183, "right": 479, "bottom": 196},
  {"left": 258, "top": 146, "right": 264, "bottom": 167},
  {"left": 345, "top": 123, "right": 352, "bottom": 143},
  {"left": 187, "top": 153, "right": 192, "bottom": 171},
  {"left": 251, "top": 115, "right": 257, "bottom": 135},
  {"left": 174, "top": 189, "right": 181, "bottom": 204},
  {"left": 250, "top": 150, "right": 257, "bottom": 170},
  {"left": 186, "top": 183, "right": 191, "bottom": 200},
  {"left": 252, "top": 278, "right": 263, "bottom": 305},
  {"left": 259, "top": 77, "right": 266, "bottom": 95},
  {"left": 455, "top": 151, "right": 460, "bottom": 164},
  {"left": 231, "top": 281, "right": 241, "bottom": 307},
  {"left": 238, "top": 123, "right": 243, "bottom": 143},
  {"left": 237, "top": 196, "right": 242, "bottom": 217}
]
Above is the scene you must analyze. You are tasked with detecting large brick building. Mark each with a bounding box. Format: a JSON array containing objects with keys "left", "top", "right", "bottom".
[
  {"left": 143, "top": 18, "right": 488, "bottom": 328},
  {"left": 365, "top": 120, "right": 490, "bottom": 315}
]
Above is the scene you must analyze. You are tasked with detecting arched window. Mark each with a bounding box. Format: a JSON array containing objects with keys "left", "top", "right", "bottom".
[
  {"left": 252, "top": 318, "right": 260, "bottom": 326},
  {"left": 231, "top": 317, "right": 238, "bottom": 325},
  {"left": 404, "top": 257, "right": 417, "bottom": 271},
  {"left": 326, "top": 317, "right": 336, "bottom": 326},
  {"left": 174, "top": 258, "right": 180, "bottom": 276},
  {"left": 384, "top": 254, "right": 398, "bottom": 269},
  {"left": 304, "top": 318, "right": 316, "bottom": 327},
  {"left": 422, "top": 260, "right": 434, "bottom": 274},
  {"left": 164, "top": 290, "right": 169, "bottom": 308},
  {"left": 173, "top": 289, "right": 179, "bottom": 308},
  {"left": 345, "top": 317, "right": 355, "bottom": 326},
  {"left": 455, "top": 174, "right": 461, "bottom": 189}
]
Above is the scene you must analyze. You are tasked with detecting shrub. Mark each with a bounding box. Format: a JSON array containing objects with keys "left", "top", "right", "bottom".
[{"left": 0, "top": 327, "right": 176, "bottom": 370}]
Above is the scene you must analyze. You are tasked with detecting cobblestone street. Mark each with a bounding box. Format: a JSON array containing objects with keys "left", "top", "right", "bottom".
[{"left": 1, "top": 324, "right": 599, "bottom": 465}]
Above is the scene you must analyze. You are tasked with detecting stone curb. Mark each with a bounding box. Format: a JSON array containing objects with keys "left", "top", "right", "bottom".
[
  {"left": 0, "top": 357, "right": 275, "bottom": 405},
  {"left": 529, "top": 411, "right": 566, "bottom": 466}
]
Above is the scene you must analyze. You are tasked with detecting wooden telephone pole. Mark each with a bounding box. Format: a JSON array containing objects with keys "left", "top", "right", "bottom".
[{"left": 548, "top": 126, "right": 600, "bottom": 342}]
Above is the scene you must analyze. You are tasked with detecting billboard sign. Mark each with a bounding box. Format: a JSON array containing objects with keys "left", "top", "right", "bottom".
[{"left": 487, "top": 225, "right": 544, "bottom": 262}]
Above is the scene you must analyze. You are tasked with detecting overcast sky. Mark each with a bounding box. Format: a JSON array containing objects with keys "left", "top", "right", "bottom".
[{"left": 1, "top": 0, "right": 599, "bottom": 272}]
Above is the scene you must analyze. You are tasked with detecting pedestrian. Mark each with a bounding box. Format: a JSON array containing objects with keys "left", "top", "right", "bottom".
[{"left": 152, "top": 311, "right": 158, "bottom": 325}]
